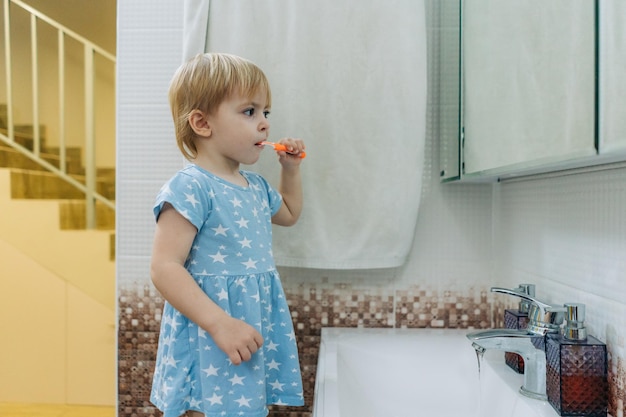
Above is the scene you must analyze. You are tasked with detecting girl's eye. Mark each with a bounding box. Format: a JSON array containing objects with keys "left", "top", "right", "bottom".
[{"left": 243, "top": 108, "right": 270, "bottom": 118}]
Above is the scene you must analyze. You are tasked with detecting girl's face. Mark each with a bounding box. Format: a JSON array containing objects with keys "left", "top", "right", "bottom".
[{"left": 207, "top": 89, "right": 271, "bottom": 166}]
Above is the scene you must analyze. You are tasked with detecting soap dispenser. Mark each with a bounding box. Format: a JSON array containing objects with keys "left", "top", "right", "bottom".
[
  {"left": 504, "top": 284, "right": 534, "bottom": 373},
  {"left": 545, "top": 303, "right": 608, "bottom": 417}
]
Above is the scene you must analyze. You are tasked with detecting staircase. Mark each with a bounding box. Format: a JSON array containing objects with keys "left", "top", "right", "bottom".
[
  {"left": 0, "top": 0, "right": 116, "bottom": 281},
  {"left": 0, "top": 107, "right": 116, "bottom": 308},
  {"left": 0, "top": 110, "right": 116, "bottom": 405},
  {"left": 0, "top": 0, "right": 116, "bottom": 405}
]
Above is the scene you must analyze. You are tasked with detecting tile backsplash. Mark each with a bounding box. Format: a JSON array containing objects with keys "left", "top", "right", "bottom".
[
  {"left": 117, "top": 281, "right": 494, "bottom": 417},
  {"left": 119, "top": 278, "right": 626, "bottom": 417}
]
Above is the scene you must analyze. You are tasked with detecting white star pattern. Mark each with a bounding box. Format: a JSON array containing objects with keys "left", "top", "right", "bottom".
[
  {"left": 265, "top": 340, "right": 279, "bottom": 352},
  {"left": 229, "top": 373, "right": 245, "bottom": 386},
  {"left": 235, "top": 217, "right": 249, "bottom": 228},
  {"left": 150, "top": 167, "right": 302, "bottom": 412},
  {"left": 238, "top": 237, "right": 252, "bottom": 248},
  {"left": 163, "top": 356, "right": 180, "bottom": 368},
  {"left": 163, "top": 314, "right": 181, "bottom": 331},
  {"left": 217, "top": 288, "right": 229, "bottom": 301},
  {"left": 269, "top": 379, "right": 285, "bottom": 391},
  {"left": 206, "top": 392, "right": 223, "bottom": 405},
  {"left": 202, "top": 364, "right": 220, "bottom": 377},
  {"left": 212, "top": 224, "right": 229, "bottom": 236},
  {"left": 209, "top": 250, "right": 227, "bottom": 263},
  {"left": 189, "top": 397, "right": 202, "bottom": 408},
  {"left": 161, "top": 381, "right": 173, "bottom": 396},
  {"left": 162, "top": 335, "right": 175, "bottom": 347},
  {"left": 185, "top": 192, "right": 200, "bottom": 208},
  {"left": 241, "top": 258, "right": 258, "bottom": 269},
  {"left": 266, "top": 359, "right": 281, "bottom": 371},
  {"left": 235, "top": 395, "right": 251, "bottom": 408},
  {"left": 230, "top": 196, "right": 243, "bottom": 208}
]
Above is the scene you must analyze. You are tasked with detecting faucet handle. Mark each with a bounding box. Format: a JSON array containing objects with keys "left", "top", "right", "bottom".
[
  {"left": 491, "top": 286, "right": 564, "bottom": 335},
  {"left": 526, "top": 303, "right": 565, "bottom": 335},
  {"left": 517, "top": 284, "right": 536, "bottom": 313},
  {"left": 491, "top": 286, "right": 549, "bottom": 310}
]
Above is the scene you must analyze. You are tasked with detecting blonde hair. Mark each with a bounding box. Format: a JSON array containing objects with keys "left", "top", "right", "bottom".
[{"left": 168, "top": 53, "right": 272, "bottom": 160}]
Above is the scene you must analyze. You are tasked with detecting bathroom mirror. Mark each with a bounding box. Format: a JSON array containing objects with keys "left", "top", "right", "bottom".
[
  {"left": 599, "top": 1, "right": 626, "bottom": 155},
  {"left": 457, "top": 0, "right": 598, "bottom": 181}
]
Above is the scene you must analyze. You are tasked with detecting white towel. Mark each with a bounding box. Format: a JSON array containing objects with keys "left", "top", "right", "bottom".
[{"left": 185, "top": 0, "right": 427, "bottom": 269}]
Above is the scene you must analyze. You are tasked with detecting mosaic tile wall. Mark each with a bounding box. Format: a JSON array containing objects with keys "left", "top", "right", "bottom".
[
  {"left": 119, "top": 281, "right": 626, "bottom": 417},
  {"left": 117, "top": 282, "right": 493, "bottom": 417}
]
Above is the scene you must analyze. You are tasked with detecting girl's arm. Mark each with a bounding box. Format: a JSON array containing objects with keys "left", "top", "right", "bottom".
[
  {"left": 272, "top": 138, "right": 305, "bottom": 226},
  {"left": 151, "top": 203, "right": 263, "bottom": 364}
]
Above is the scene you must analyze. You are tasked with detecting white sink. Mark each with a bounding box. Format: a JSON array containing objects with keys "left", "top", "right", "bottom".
[{"left": 313, "top": 328, "right": 558, "bottom": 417}]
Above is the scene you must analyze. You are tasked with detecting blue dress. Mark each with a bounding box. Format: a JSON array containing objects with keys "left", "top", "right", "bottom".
[{"left": 150, "top": 165, "right": 304, "bottom": 417}]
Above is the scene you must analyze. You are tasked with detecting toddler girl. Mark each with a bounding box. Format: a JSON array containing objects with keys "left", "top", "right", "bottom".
[{"left": 150, "top": 52, "right": 305, "bottom": 417}]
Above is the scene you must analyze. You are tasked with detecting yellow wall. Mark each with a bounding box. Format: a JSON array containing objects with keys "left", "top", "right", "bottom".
[
  {"left": 0, "top": 168, "right": 115, "bottom": 405},
  {"left": 0, "top": 0, "right": 116, "bottom": 406},
  {"left": 0, "top": 238, "right": 115, "bottom": 405}
]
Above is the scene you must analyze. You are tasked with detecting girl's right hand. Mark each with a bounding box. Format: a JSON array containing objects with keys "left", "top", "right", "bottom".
[{"left": 209, "top": 315, "right": 264, "bottom": 365}]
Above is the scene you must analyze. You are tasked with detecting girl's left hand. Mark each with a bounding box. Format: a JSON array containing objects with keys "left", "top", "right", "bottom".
[{"left": 276, "top": 137, "right": 306, "bottom": 165}]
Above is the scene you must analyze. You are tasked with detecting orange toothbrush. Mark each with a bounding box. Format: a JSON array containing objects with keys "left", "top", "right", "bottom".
[{"left": 261, "top": 141, "right": 306, "bottom": 159}]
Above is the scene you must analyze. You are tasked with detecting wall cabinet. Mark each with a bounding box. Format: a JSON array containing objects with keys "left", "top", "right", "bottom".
[{"left": 441, "top": 1, "right": 626, "bottom": 182}]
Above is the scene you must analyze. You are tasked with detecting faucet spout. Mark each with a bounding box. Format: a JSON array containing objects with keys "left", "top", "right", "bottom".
[{"left": 467, "top": 329, "right": 548, "bottom": 401}]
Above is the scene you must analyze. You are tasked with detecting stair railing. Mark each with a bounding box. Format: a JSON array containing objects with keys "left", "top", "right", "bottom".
[{"left": 1, "top": 0, "right": 115, "bottom": 228}]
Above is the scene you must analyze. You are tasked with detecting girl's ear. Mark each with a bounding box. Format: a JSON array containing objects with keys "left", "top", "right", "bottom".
[{"left": 188, "top": 110, "right": 212, "bottom": 137}]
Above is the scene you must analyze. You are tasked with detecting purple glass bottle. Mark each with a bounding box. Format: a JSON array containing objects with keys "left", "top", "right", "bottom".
[{"left": 545, "top": 303, "right": 608, "bottom": 417}]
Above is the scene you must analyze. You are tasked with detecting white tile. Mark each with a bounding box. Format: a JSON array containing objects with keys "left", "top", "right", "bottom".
[
  {"left": 116, "top": 179, "right": 167, "bottom": 257},
  {"left": 117, "top": 0, "right": 184, "bottom": 31},
  {"left": 116, "top": 256, "right": 153, "bottom": 288},
  {"left": 117, "top": 29, "right": 184, "bottom": 105},
  {"left": 117, "top": 103, "right": 184, "bottom": 181}
]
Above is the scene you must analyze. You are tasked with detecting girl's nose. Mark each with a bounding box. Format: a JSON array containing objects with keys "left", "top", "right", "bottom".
[{"left": 259, "top": 117, "right": 269, "bottom": 131}]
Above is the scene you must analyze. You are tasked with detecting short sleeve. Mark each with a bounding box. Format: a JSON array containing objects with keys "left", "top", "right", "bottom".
[{"left": 153, "top": 170, "right": 212, "bottom": 231}]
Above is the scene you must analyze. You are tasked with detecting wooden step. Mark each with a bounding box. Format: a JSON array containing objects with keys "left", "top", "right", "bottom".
[
  {"left": 58, "top": 201, "right": 116, "bottom": 261},
  {"left": 0, "top": 145, "right": 84, "bottom": 173},
  {"left": 43, "top": 146, "right": 84, "bottom": 174},
  {"left": 59, "top": 200, "right": 115, "bottom": 230},
  {"left": 0, "top": 104, "right": 6, "bottom": 128},
  {"left": 10, "top": 124, "right": 47, "bottom": 150},
  {"left": 10, "top": 169, "right": 116, "bottom": 200}
]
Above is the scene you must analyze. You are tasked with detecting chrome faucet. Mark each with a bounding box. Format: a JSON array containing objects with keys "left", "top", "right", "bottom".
[{"left": 466, "top": 287, "right": 565, "bottom": 400}]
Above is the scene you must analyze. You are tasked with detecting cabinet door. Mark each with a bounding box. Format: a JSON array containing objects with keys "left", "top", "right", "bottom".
[
  {"left": 599, "top": 1, "right": 626, "bottom": 154},
  {"left": 462, "top": 1, "right": 596, "bottom": 177},
  {"left": 438, "top": 0, "right": 462, "bottom": 182}
]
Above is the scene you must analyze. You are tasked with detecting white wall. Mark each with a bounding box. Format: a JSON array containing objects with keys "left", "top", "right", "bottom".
[
  {"left": 115, "top": 0, "right": 495, "bottom": 312},
  {"left": 494, "top": 167, "right": 626, "bottom": 365}
]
